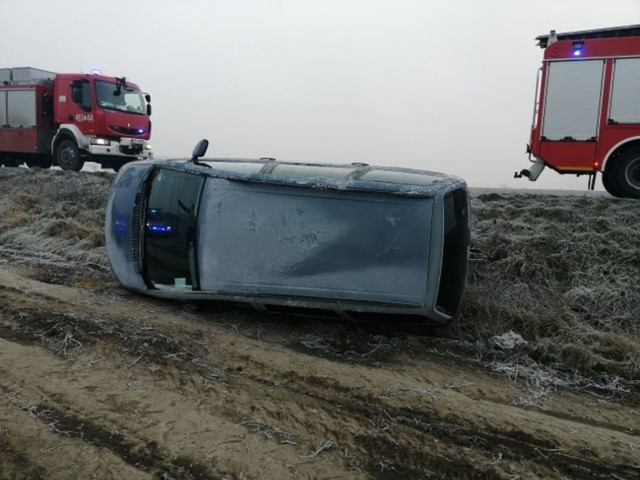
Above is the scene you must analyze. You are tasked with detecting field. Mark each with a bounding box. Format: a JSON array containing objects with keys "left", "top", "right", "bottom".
[{"left": 0, "top": 167, "right": 638, "bottom": 479}]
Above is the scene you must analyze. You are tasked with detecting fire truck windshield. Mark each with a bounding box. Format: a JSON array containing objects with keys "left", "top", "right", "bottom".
[{"left": 95, "top": 80, "right": 146, "bottom": 115}]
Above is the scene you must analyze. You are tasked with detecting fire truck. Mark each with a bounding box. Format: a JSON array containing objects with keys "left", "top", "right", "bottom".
[
  {"left": 516, "top": 25, "right": 640, "bottom": 198},
  {"left": 0, "top": 67, "right": 152, "bottom": 171}
]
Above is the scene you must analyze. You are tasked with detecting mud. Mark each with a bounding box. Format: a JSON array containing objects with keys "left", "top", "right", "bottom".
[{"left": 0, "top": 262, "right": 638, "bottom": 479}]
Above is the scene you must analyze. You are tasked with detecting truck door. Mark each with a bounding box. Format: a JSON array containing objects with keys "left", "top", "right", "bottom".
[{"left": 56, "top": 78, "right": 93, "bottom": 130}]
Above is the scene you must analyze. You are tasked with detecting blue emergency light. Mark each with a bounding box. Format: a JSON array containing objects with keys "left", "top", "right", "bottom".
[{"left": 572, "top": 41, "right": 584, "bottom": 56}]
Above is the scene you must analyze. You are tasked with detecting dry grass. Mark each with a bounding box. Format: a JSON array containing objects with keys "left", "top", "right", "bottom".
[
  {"left": 1, "top": 167, "right": 638, "bottom": 387},
  {"left": 0, "top": 168, "right": 112, "bottom": 272},
  {"left": 448, "top": 192, "right": 640, "bottom": 386}
]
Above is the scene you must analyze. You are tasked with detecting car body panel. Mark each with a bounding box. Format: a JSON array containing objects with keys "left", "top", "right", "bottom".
[{"left": 197, "top": 179, "right": 431, "bottom": 305}]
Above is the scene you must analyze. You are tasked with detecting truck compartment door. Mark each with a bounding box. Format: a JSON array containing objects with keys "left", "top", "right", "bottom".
[
  {"left": 7, "top": 90, "right": 36, "bottom": 128},
  {"left": 0, "top": 91, "right": 6, "bottom": 127},
  {"left": 0, "top": 90, "right": 38, "bottom": 154},
  {"left": 542, "top": 60, "right": 604, "bottom": 141},
  {"left": 609, "top": 58, "right": 640, "bottom": 124}
]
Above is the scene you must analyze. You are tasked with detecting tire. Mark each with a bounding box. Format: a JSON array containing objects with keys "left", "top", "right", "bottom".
[
  {"left": 1, "top": 158, "right": 21, "bottom": 167},
  {"left": 26, "top": 157, "right": 53, "bottom": 169},
  {"left": 614, "top": 148, "right": 640, "bottom": 199},
  {"left": 56, "top": 140, "right": 84, "bottom": 171},
  {"left": 602, "top": 168, "right": 625, "bottom": 198},
  {"left": 112, "top": 160, "right": 126, "bottom": 172}
]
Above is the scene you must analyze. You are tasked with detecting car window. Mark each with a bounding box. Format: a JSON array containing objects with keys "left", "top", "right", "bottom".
[{"left": 143, "top": 169, "right": 205, "bottom": 289}]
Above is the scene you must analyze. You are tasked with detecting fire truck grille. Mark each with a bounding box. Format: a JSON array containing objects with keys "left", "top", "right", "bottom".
[
  {"left": 109, "top": 125, "right": 143, "bottom": 136},
  {"left": 119, "top": 144, "right": 144, "bottom": 155}
]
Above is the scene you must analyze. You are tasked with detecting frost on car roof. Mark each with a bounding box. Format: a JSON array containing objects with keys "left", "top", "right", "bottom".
[{"left": 184, "top": 157, "right": 462, "bottom": 198}]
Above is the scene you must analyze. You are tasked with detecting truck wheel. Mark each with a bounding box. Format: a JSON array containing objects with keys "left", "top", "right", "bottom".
[
  {"left": 112, "top": 160, "right": 126, "bottom": 172},
  {"left": 1, "top": 158, "right": 21, "bottom": 167},
  {"left": 614, "top": 148, "right": 640, "bottom": 199},
  {"left": 26, "top": 158, "right": 53, "bottom": 169},
  {"left": 56, "top": 140, "right": 84, "bottom": 171},
  {"left": 602, "top": 168, "right": 625, "bottom": 198}
]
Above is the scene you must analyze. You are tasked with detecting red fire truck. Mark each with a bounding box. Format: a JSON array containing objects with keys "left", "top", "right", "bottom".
[
  {"left": 0, "top": 67, "right": 152, "bottom": 171},
  {"left": 516, "top": 25, "right": 640, "bottom": 198}
]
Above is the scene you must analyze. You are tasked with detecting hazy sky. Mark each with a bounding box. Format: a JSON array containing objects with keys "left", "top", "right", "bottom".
[{"left": 1, "top": 0, "right": 638, "bottom": 189}]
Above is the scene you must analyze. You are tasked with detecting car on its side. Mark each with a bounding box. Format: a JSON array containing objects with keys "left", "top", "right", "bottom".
[{"left": 105, "top": 140, "right": 470, "bottom": 324}]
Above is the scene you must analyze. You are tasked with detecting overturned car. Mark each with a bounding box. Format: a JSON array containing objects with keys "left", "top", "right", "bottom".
[{"left": 105, "top": 140, "right": 470, "bottom": 324}]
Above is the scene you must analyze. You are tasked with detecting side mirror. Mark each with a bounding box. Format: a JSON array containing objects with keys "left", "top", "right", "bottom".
[
  {"left": 144, "top": 93, "right": 151, "bottom": 103},
  {"left": 147, "top": 104, "right": 152, "bottom": 116},
  {"left": 191, "top": 139, "right": 209, "bottom": 161}
]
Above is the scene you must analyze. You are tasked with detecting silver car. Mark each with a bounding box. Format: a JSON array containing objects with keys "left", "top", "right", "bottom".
[{"left": 105, "top": 140, "right": 470, "bottom": 323}]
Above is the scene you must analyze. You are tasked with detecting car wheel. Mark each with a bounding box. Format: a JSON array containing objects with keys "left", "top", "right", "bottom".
[
  {"left": 614, "top": 148, "right": 640, "bottom": 199},
  {"left": 56, "top": 140, "right": 84, "bottom": 171}
]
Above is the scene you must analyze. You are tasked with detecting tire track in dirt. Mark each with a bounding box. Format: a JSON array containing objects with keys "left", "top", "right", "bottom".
[
  {"left": 233, "top": 361, "right": 640, "bottom": 479},
  {"left": 0, "top": 374, "right": 151, "bottom": 480},
  {"left": 1, "top": 400, "right": 221, "bottom": 480},
  {"left": 1, "top": 268, "right": 639, "bottom": 479},
  {"left": 0, "top": 276, "right": 370, "bottom": 478}
]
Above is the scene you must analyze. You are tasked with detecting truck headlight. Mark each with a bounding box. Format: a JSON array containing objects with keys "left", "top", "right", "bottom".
[
  {"left": 145, "top": 144, "right": 153, "bottom": 150},
  {"left": 91, "top": 138, "right": 110, "bottom": 146}
]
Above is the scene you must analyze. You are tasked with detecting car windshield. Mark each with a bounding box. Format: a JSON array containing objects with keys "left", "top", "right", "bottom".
[
  {"left": 143, "top": 169, "right": 205, "bottom": 289},
  {"left": 95, "top": 79, "right": 146, "bottom": 114}
]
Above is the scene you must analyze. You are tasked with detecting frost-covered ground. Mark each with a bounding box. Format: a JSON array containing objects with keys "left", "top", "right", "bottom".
[{"left": 0, "top": 167, "right": 638, "bottom": 479}]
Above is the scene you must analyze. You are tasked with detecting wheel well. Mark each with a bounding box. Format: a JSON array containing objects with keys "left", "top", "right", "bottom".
[
  {"left": 52, "top": 131, "right": 77, "bottom": 154},
  {"left": 604, "top": 140, "right": 640, "bottom": 173}
]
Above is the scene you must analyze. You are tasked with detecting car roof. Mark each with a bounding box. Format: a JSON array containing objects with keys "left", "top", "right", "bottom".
[{"left": 155, "top": 157, "right": 465, "bottom": 198}]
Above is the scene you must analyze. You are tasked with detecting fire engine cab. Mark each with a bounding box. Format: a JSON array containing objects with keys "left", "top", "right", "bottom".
[
  {"left": 516, "top": 25, "right": 640, "bottom": 198},
  {"left": 0, "top": 67, "right": 152, "bottom": 171}
]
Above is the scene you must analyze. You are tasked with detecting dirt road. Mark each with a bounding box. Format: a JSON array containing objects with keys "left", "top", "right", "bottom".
[{"left": 0, "top": 263, "right": 638, "bottom": 479}]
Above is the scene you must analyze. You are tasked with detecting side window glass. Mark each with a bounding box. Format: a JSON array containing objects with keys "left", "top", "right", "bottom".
[
  {"left": 144, "top": 169, "right": 205, "bottom": 289},
  {"left": 71, "top": 80, "right": 91, "bottom": 111}
]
